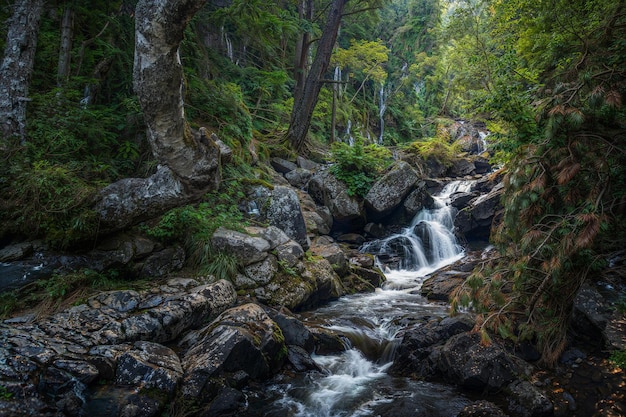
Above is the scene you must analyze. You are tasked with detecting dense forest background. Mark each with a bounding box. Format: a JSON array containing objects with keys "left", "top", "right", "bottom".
[{"left": 0, "top": 0, "right": 625, "bottom": 365}]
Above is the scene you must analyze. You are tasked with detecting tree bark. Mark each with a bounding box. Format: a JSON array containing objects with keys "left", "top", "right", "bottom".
[
  {"left": 0, "top": 0, "right": 44, "bottom": 146},
  {"left": 95, "top": 0, "right": 223, "bottom": 231},
  {"left": 286, "top": 0, "right": 348, "bottom": 152},
  {"left": 293, "top": 0, "right": 313, "bottom": 105},
  {"left": 57, "top": 6, "right": 74, "bottom": 85}
]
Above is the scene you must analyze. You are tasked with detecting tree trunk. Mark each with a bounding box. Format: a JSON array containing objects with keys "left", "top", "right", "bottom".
[
  {"left": 287, "top": 0, "right": 347, "bottom": 152},
  {"left": 95, "top": 0, "right": 223, "bottom": 231},
  {"left": 0, "top": 0, "right": 44, "bottom": 146},
  {"left": 293, "top": 0, "right": 313, "bottom": 105},
  {"left": 57, "top": 6, "right": 75, "bottom": 85}
]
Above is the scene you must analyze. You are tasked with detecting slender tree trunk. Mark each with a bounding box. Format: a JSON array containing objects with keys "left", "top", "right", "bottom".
[
  {"left": 293, "top": 0, "right": 314, "bottom": 105},
  {"left": 0, "top": 0, "right": 44, "bottom": 146},
  {"left": 95, "top": 0, "right": 223, "bottom": 231},
  {"left": 287, "top": 0, "right": 347, "bottom": 152},
  {"left": 57, "top": 6, "right": 75, "bottom": 85}
]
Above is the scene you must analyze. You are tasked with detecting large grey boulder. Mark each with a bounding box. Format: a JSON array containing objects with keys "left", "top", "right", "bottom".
[
  {"left": 365, "top": 161, "right": 420, "bottom": 220},
  {"left": 267, "top": 186, "right": 310, "bottom": 250},
  {"left": 115, "top": 341, "right": 183, "bottom": 394},
  {"left": 211, "top": 227, "right": 271, "bottom": 266},
  {"left": 454, "top": 182, "right": 504, "bottom": 239},
  {"left": 179, "top": 303, "right": 286, "bottom": 401},
  {"left": 308, "top": 170, "right": 365, "bottom": 226}
]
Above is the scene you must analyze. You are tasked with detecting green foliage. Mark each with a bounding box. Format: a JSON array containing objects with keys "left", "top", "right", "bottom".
[
  {"left": 329, "top": 139, "right": 392, "bottom": 197},
  {"left": 0, "top": 268, "right": 142, "bottom": 319},
  {"left": 1, "top": 160, "right": 98, "bottom": 248},
  {"left": 0, "top": 385, "right": 12, "bottom": 401},
  {"left": 143, "top": 179, "right": 249, "bottom": 278},
  {"left": 404, "top": 124, "right": 462, "bottom": 166},
  {"left": 609, "top": 349, "right": 626, "bottom": 370}
]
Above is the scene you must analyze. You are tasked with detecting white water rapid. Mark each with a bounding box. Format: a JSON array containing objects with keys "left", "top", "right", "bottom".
[{"left": 242, "top": 181, "right": 475, "bottom": 417}]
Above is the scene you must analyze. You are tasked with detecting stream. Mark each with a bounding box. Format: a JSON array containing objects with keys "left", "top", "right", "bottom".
[{"left": 241, "top": 181, "right": 476, "bottom": 417}]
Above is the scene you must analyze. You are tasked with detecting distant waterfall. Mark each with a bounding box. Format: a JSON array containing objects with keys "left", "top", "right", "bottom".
[
  {"left": 361, "top": 180, "right": 474, "bottom": 272},
  {"left": 378, "top": 84, "right": 387, "bottom": 144}
]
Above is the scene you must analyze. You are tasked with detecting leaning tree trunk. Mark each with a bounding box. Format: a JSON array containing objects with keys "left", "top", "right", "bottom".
[
  {"left": 95, "top": 0, "right": 223, "bottom": 231},
  {"left": 0, "top": 0, "right": 44, "bottom": 146},
  {"left": 286, "top": 0, "right": 347, "bottom": 152}
]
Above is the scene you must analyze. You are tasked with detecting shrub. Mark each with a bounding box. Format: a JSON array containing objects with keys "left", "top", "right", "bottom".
[{"left": 329, "top": 139, "right": 392, "bottom": 197}]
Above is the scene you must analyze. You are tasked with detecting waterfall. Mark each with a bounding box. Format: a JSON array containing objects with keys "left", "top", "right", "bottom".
[
  {"left": 478, "top": 131, "right": 489, "bottom": 153},
  {"left": 378, "top": 84, "right": 387, "bottom": 144},
  {"left": 346, "top": 119, "right": 354, "bottom": 146},
  {"left": 240, "top": 180, "right": 478, "bottom": 417},
  {"left": 361, "top": 180, "right": 473, "bottom": 272}
]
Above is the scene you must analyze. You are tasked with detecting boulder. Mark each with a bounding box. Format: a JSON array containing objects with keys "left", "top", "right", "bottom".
[
  {"left": 454, "top": 182, "right": 503, "bottom": 239},
  {"left": 244, "top": 225, "right": 290, "bottom": 250},
  {"left": 308, "top": 170, "right": 365, "bottom": 227},
  {"left": 450, "top": 191, "right": 477, "bottom": 209},
  {"left": 180, "top": 303, "right": 286, "bottom": 399},
  {"left": 115, "top": 341, "right": 183, "bottom": 394},
  {"left": 275, "top": 240, "right": 305, "bottom": 269},
  {"left": 243, "top": 255, "right": 279, "bottom": 287},
  {"left": 211, "top": 227, "right": 270, "bottom": 266},
  {"left": 420, "top": 271, "right": 468, "bottom": 301},
  {"left": 285, "top": 168, "right": 313, "bottom": 189},
  {"left": 0, "top": 242, "right": 33, "bottom": 262},
  {"left": 447, "top": 158, "right": 475, "bottom": 177},
  {"left": 297, "top": 156, "right": 320, "bottom": 171},
  {"left": 264, "top": 307, "right": 315, "bottom": 352},
  {"left": 303, "top": 210, "right": 331, "bottom": 235},
  {"left": 310, "top": 240, "right": 349, "bottom": 276},
  {"left": 402, "top": 184, "right": 433, "bottom": 219},
  {"left": 435, "top": 332, "right": 521, "bottom": 393},
  {"left": 212, "top": 133, "right": 233, "bottom": 165},
  {"left": 365, "top": 161, "right": 420, "bottom": 220},
  {"left": 267, "top": 186, "right": 310, "bottom": 250},
  {"left": 389, "top": 316, "right": 475, "bottom": 376},
  {"left": 506, "top": 380, "right": 554, "bottom": 417},
  {"left": 270, "top": 157, "right": 297, "bottom": 173}
]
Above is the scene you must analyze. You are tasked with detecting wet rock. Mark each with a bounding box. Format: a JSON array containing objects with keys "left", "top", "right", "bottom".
[
  {"left": 436, "top": 332, "right": 520, "bottom": 393},
  {"left": 212, "top": 227, "right": 271, "bottom": 266},
  {"left": 350, "top": 265, "right": 386, "bottom": 289},
  {"left": 507, "top": 380, "right": 553, "bottom": 417},
  {"left": 457, "top": 400, "right": 507, "bottom": 417},
  {"left": 244, "top": 255, "right": 279, "bottom": 287},
  {"left": 297, "top": 156, "right": 320, "bottom": 171},
  {"left": 287, "top": 345, "right": 322, "bottom": 372},
  {"left": 271, "top": 157, "right": 298, "bottom": 174},
  {"left": 308, "top": 170, "right": 365, "bottom": 226},
  {"left": 447, "top": 158, "right": 475, "bottom": 177},
  {"left": 0, "top": 242, "right": 33, "bottom": 262},
  {"left": 310, "top": 240, "right": 349, "bottom": 276},
  {"left": 115, "top": 341, "right": 183, "bottom": 394},
  {"left": 450, "top": 191, "right": 477, "bottom": 209},
  {"left": 285, "top": 168, "right": 312, "bottom": 189},
  {"left": 337, "top": 233, "right": 365, "bottom": 246},
  {"left": 365, "top": 161, "right": 421, "bottom": 220},
  {"left": 180, "top": 303, "right": 286, "bottom": 399},
  {"left": 139, "top": 245, "right": 185, "bottom": 278},
  {"left": 205, "top": 386, "right": 245, "bottom": 416},
  {"left": 275, "top": 240, "right": 305, "bottom": 269},
  {"left": 403, "top": 184, "right": 433, "bottom": 219},
  {"left": 264, "top": 307, "right": 315, "bottom": 352},
  {"left": 421, "top": 271, "right": 467, "bottom": 301},
  {"left": 454, "top": 182, "right": 503, "bottom": 240},
  {"left": 390, "top": 316, "right": 475, "bottom": 376},
  {"left": 267, "top": 186, "right": 310, "bottom": 250},
  {"left": 310, "top": 327, "right": 347, "bottom": 355},
  {"left": 364, "top": 222, "right": 386, "bottom": 238}
]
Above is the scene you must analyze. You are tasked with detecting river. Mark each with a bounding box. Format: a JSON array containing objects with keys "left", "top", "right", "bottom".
[{"left": 240, "top": 180, "right": 476, "bottom": 417}]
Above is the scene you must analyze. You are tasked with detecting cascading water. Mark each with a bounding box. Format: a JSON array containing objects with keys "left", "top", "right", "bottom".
[
  {"left": 361, "top": 180, "right": 473, "bottom": 273},
  {"left": 241, "top": 180, "right": 476, "bottom": 417},
  {"left": 378, "top": 84, "right": 387, "bottom": 145}
]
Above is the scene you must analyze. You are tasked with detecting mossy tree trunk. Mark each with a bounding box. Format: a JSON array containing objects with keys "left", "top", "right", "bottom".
[
  {"left": 96, "top": 0, "right": 222, "bottom": 231},
  {"left": 0, "top": 0, "right": 44, "bottom": 147}
]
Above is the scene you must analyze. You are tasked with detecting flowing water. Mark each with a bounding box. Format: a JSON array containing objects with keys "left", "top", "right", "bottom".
[{"left": 242, "top": 181, "right": 476, "bottom": 417}]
